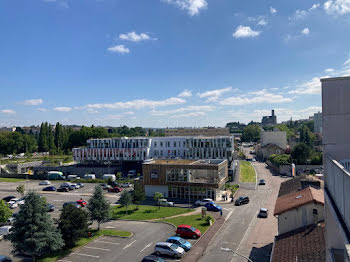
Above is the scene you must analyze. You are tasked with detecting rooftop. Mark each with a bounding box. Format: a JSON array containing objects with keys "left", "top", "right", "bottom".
[
  {"left": 271, "top": 222, "right": 325, "bottom": 262},
  {"left": 143, "top": 159, "right": 226, "bottom": 166},
  {"left": 278, "top": 175, "right": 323, "bottom": 197},
  {"left": 274, "top": 186, "right": 324, "bottom": 216},
  {"left": 320, "top": 76, "right": 350, "bottom": 82}
]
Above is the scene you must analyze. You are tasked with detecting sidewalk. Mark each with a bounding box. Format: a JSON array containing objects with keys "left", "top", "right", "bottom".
[{"left": 182, "top": 212, "right": 225, "bottom": 262}]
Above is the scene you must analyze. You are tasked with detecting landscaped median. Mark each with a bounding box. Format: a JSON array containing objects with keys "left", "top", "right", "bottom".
[
  {"left": 38, "top": 229, "right": 132, "bottom": 262},
  {"left": 0, "top": 177, "right": 27, "bottom": 182},
  {"left": 239, "top": 160, "right": 257, "bottom": 183}
]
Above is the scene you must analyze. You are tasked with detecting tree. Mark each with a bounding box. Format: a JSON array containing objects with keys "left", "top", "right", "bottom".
[
  {"left": 241, "top": 125, "right": 260, "bottom": 142},
  {"left": 16, "top": 185, "right": 25, "bottom": 197},
  {"left": 153, "top": 192, "right": 163, "bottom": 210},
  {"left": 0, "top": 200, "right": 12, "bottom": 223},
  {"left": 291, "top": 143, "right": 312, "bottom": 165},
  {"left": 119, "top": 191, "right": 133, "bottom": 215},
  {"left": 133, "top": 182, "right": 145, "bottom": 210},
  {"left": 87, "top": 186, "right": 110, "bottom": 230},
  {"left": 58, "top": 204, "right": 89, "bottom": 248},
  {"left": 7, "top": 192, "right": 64, "bottom": 261}
]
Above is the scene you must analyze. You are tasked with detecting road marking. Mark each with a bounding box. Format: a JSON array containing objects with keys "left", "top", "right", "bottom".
[
  {"left": 123, "top": 240, "right": 136, "bottom": 250},
  {"left": 140, "top": 242, "right": 153, "bottom": 253},
  {"left": 94, "top": 240, "right": 120, "bottom": 245},
  {"left": 71, "top": 253, "right": 100, "bottom": 258},
  {"left": 84, "top": 246, "right": 110, "bottom": 251},
  {"left": 225, "top": 210, "right": 233, "bottom": 222},
  {"left": 105, "top": 226, "right": 115, "bottom": 229}
]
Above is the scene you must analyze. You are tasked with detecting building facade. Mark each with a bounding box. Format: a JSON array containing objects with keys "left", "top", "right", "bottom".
[
  {"left": 142, "top": 159, "right": 228, "bottom": 201},
  {"left": 314, "top": 111, "right": 323, "bottom": 134},
  {"left": 164, "top": 127, "right": 230, "bottom": 137},
  {"left": 261, "top": 109, "right": 277, "bottom": 126},
  {"left": 322, "top": 76, "right": 350, "bottom": 262},
  {"left": 73, "top": 136, "right": 235, "bottom": 163},
  {"left": 260, "top": 131, "right": 287, "bottom": 149}
]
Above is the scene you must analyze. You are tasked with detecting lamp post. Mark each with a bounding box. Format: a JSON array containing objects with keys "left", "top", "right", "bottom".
[{"left": 221, "top": 247, "right": 253, "bottom": 262}]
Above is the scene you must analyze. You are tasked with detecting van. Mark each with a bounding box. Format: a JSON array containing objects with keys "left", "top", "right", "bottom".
[
  {"left": 84, "top": 174, "right": 96, "bottom": 180},
  {"left": 48, "top": 171, "right": 65, "bottom": 180},
  {"left": 103, "top": 174, "right": 116, "bottom": 181},
  {"left": 0, "top": 226, "right": 12, "bottom": 236},
  {"left": 67, "top": 175, "right": 79, "bottom": 181}
]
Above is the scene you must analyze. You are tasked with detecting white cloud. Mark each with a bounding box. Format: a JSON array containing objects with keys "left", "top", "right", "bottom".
[
  {"left": 257, "top": 19, "right": 268, "bottom": 26},
  {"left": 178, "top": 89, "right": 192, "bottom": 97},
  {"left": 220, "top": 89, "right": 292, "bottom": 106},
  {"left": 344, "top": 58, "right": 350, "bottom": 65},
  {"left": 288, "top": 77, "right": 321, "bottom": 95},
  {"left": 84, "top": 97, "right": 186, "bottom": 110},
  {"left": 107, "top": 45, "right": 130, "bottom": 54},
  {"left": 0, "top": 109, "right": 16, "bottom": 114},
  {"left": 37, "top": 108, "right": 48, "bottom": 112},
  {"left": 151, "top": 105, "right": 215, "bottom": 116},
  {"left": 22, "top": 98, "right": 43, "bottom": 106},
  {"left": 198, "top": 87, "right": 233, "bottom": 102},
  {"left": 302, "top": 27, "right": 310, "bottom": 35},
  {"left": 310, "top": 3, "right": 320, "bottom": 10},
  {"left": 270, "top": 6, "right": 277, "bottom": 14},
  {"left": 162, "top": 0, "right": 208, "bottom": 16},
  {"left": 119, "top": 32, "right": 153, "bottom": 42},
  {"left": 233, "top": 26, "right": 261, "bottom": 38},
  {"left": 170, "top": 111, "right": 206, "bottom": 118},
  {"left": 290, "top": 4, "right": 320, "bottom": 20},
  {"left": 54, "top": 107, "right": 72, "bottom": 112},
  {"left": 324, "top": 0, "right": 350, "bottom": 15},
  {"left": 324, "top": 68, "right": 335, "bottom": 73}
]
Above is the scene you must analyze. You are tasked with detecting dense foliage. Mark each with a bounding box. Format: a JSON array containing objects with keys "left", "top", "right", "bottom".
[
  {"left": 0, "top": 200, "right": 12, "bottom": 223},
  {"left": 268, "top": 154, "right": 292, "bottom": 166},
  {"left": 241, "top": 124, "right": 261, "bottom": 142},
  {"left": 87, "top": 186, "right": 110, "bottom": 230},
  {"left": 119, "top": 190, "right": 133, "bottom": 215}
]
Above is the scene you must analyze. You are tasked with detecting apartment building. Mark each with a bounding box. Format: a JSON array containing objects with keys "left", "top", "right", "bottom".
[
  {"left": 72, "top": 136, "right": 235, "bottom": 163},
  {"left": 142, "top": 159, "right": 228, "bottom": 201},
  {"left": 164, "top": 127, "right": 230, "bottom": 137},
  {"left": 314, "top": 111, "right": 323, "bottom": 134},
  {"left": 321, "top": 76, "right": 350, "bottom": 262}
]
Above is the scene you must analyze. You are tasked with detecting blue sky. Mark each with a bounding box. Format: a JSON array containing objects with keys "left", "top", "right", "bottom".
[{"left": 1, "top": 0, "right": 350, "bottom": 128}]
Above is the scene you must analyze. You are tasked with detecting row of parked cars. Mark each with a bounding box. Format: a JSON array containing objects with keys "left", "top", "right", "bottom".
[{"left": 41, "top": 181, "right": 85, "bottom": 192}]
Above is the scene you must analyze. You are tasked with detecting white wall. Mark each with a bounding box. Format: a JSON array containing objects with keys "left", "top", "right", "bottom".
[
  {"left": 144, "top": 185, "right": 169, "bottom": 198},
  {"left": 261, "top": 131, "right": 287, "bottom": 149}
]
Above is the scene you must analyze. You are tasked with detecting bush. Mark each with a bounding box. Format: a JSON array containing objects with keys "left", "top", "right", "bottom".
[
  {"left": 204, "top": 215, "right": 212, "bottom": 225},
  {"left": 269, "top": 154, "right": 291, "bottom": 166}
]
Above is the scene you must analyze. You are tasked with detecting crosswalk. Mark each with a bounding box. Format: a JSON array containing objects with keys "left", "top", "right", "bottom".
[{"left": 252, "top": 163, "right": 266, "bottom": 166}]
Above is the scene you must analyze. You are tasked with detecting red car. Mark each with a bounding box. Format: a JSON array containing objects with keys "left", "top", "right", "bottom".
[
  {"left": 76, "top": 199, "right": 87, "bottom": 207},
  {"left": 108, "top": 187, "right": 122, "bottom": 193},
  {"left": 176, "top": 225, "right": 201, "bottom": 239}
]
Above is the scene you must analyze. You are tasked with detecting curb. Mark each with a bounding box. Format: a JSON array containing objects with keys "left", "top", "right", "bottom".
[
  {"left": 250, "top": 162, "right": 258, "bottom": 190},
  {"left": 110, "top": 218, "right": 177, "bottom": 229}
]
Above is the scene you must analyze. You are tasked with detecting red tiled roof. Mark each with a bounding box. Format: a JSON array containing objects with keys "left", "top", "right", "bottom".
[
  {"left": 274, "top": 186, "right": 324, "bottom": 216},
  {"left": 271, "top": 222, "right": 325, "bottom": 262},
  {"left": 278, "top": 175, "right": 323, "bottom": 197}
]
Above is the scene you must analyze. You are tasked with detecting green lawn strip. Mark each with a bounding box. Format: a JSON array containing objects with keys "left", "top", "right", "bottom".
[
  {"left": 110, "top": 204, "right": 193, "bottom": 220},
  {"left": 161, "top": 214, "right": 213, "bottom": 234},
  {"left": 38, "top": 229, "right": 131, "bottom": 262},
  {"left": 0, "top": 177, "right": 26, "bottom": 182},
  {"left": 239, "top": 161, "right": 256, "bottom": 183}
]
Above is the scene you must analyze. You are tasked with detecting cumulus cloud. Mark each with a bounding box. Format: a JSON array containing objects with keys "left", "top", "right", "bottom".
[
  {"left": 257, "top": 19, "right": 268, "bottom": 26},
  {"left": 324, "top": 68, "right": 335, "bottom": 73},
  {"left": 0, "top": 109, "right": 16, "bottom": 114},
  {"left": 270, "top": 6, "right": 277, "bottom": 14},
  {"left": 170, "top": 111, "right": 206, "bottom": 118},
  {"left": 22, "top": 98, "right": 43, "bottom": 106},
  {"left": 288, "top": 77, "right": 321, "bottom": 95},
  {"left": 54, "top": 107, "right": 72, "bottom": 112},
  {"left": 289, "top": 4, "right": 320, "bottom": 20},
  {"left": 162, "top": 0, "right": 208, "bottom": 16},
  {"left": 198, "top": 87, "right": 233, "bottom": 102},
  {"left": 107, "top": 45, "right": 130, "bottom": 54},
  {"left": 233, "top": 26, "right": 261, "bottom": 38},
  {"left": 151, "top": 105, "right": 215, "bottom": 116},
  {"left": 119, "top": 32, "right": 154, "bottom": 42},
  {"left": 302, "top": 27, "right": 310, "bottom": 35},
  {"left": 178, "top": 89, "right": 192, "bottom": 97},
  {"left": 324, "top": 0, "right": 350, "bottom": 15}
]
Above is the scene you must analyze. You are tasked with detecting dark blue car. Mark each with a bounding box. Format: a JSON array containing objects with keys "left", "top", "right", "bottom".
[
  {"left": 42, "top": 186, "right": 56, "bottom": 191},
  {"left": 205, "top": 202, "right": 222, "bottom": 212}
]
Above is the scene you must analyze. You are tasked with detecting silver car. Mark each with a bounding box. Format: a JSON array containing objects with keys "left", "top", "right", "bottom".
[
  {"left": 155, "top": 242, "right": 185, "bottom": 259},
  {"left": 258, "top": 208, "right": 268, "bottom": 218}
]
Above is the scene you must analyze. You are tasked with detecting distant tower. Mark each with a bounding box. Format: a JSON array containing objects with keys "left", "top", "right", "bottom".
[{"left": 272, "top": 110, "right": 275, "bottom": 117}]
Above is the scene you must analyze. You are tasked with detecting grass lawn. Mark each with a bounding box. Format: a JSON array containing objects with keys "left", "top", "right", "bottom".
[
  {"left": 110, "top": 204, "right": 193, "bottom": 220},
  {"left": 0, "top": 177, "right": 26, "bottom": 182},
  {"left": 161, "top": 214, "right": 213, "bottom": 234},
  {"left": 239, "top": 161, "right": 256, "bottom": 183},
  {"left": 38, "top": 229, "right": 131, "bottom": 262}
]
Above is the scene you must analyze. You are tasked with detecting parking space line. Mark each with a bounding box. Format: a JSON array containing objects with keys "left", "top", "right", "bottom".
[
  {"left": 140, "top": 242, "right": 153, "bottom": 253},
  {"left": 225, "top": 210, "right": 233, "bottom": 222},
  {"left": 71, "top": 253, "right": 100, "bottom": 258},
  {"left": 123, "top": 240, "right": 136, "bottom": 249},
  {"left": 94, "top": 240, "right": 120, "bottom": 245},
  {"left": 84, "top": 246, "right": 110, "bottom": 251}
]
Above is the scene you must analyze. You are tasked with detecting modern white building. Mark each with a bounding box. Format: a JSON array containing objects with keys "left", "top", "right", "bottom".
[
  {"left": 260, "top": 131, "right": 287, "bottom": 149},
  {"left": 314, "top": 111, "right": 323, "bottom": 134},
  {"left": 73, "top": 136, "right": 235, "bottom": 163}
]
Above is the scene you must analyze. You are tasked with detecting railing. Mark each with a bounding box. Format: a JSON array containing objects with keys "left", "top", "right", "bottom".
[{"left": 325, "top": 154, "right": 350, "bottom": 232}]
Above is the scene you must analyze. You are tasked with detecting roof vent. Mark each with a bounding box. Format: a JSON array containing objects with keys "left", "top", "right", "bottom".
[{"left": 295, "top": 195, "right": 303, "bottom": 199}]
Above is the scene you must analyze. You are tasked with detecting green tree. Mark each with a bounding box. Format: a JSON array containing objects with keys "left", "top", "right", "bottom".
[
  {"left": 38, "top": 123, "right": 49, "bottom": 152},
  {"left": 241, "top": 125, "right": 260, "bottom": 142},
  {"left": 87, "top": 186, "right": 110, "bottom": 230},
  {"left": 58, "top": 204, "right": 89, "bottom": 248},
  {"left": 0, "top": 200, "right": 12, "bottom": 223},
  {"left": 7, "top": 192, "right": 64, "bottom": 261},
  {"left": 48, "top": 124, "right": 56, "bottom": 154},
  {"left": 133, "top": 182, "right": 145, "bottom": 210},
  {"left": 153, "top": 192, "right": 163, "bottom": 210},
  {"left": 291, "top": 143, "right": 312, "bottom": 165},
  {"left": 16, "top": 185, "right": 25, "bottom": 197},
  {"left": 119, "top": 190, "right": 133, "bottom": 215}
]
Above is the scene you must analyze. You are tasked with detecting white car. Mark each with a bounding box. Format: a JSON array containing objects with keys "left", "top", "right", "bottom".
[
  {"left": 195, "top": 198, "right": 214, "bottom": 206},
  {"left": 39, "top": 180, "right": 51, "bottom": 185},
  {"left": 155, "top": 242, "right": 185, "bottom": 259},
  {"left": 158, "top": 199, "right": 174, "bottom": 207},
  {"left": 8, "top": 198, "right": 24, "bottom": 209},
  {"left": 70, "top": 183, "right": 80, "bottom": 189},
  {"left": 121, "top": 182, "right": 132, "bottom": 188}
]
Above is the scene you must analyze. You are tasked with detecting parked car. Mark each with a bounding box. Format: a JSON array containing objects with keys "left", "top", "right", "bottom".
[
  {"left": 63, "top": 202, "right": 80, "bottom": 209},
  {"left": 121, "top": 182, "right": 132, "bottom": 188},
  {"left": 2, "top": 196, "right": 16, "bottom": 203},
  {"left": 108, "top": 186, "right": 122, "bottom": 193},
  {"left": 154, "top": 242, "right": 185, "bottom": 259},
  {"left": 77, "top": 182, "right": 85, "bottom": 188},
  {"left": 70, "top": 183, "right": 79, "bottom": 189},
  {"left": 195, "top": 198, "right": 214, "bottom": 206},
  {"left": 76, "top": 199, "right": 87, "bottom": 207},
  {"left": 60, "top": 182, "right": 74, "bottom": 190},
  {"left": 100, "top": 184, "right": 111, "bottom": 190},
  {"left": 176, "top": 225, "right": 201, "bottom": 239},
  {"left": 46, "top": 203, "right": 55, "bottom": 212},
  {"left": 258, "top": 179, "right": 266, "bottom": 185},
  {"left": 166, "top": 236, "right": 192, "bottom": 251},
  {"left": 235, "top": 196, "right": 250, "bottom": 206},
  {"left": 57, "top": 187, "right": 69, "bottom": 192},
  {"left": 39, "top": 180, "right": 51, "bottom": 185},
  {"left": 158, "top": 199, "right": 174, "bottom": 207},
  {"left": 0, "top": 256, "right": 12, "bottom": 262},
  {"left": 204, "top": 202, "right": 222, "bottom": 212},
  {"left": 0, "top": 226, "right": 12, "bottom": 236},
  {"left": 252, "top": 158, "right": 257, "bottom": 162},
  {"left": 141, "top": 255, "right": 165, "bottom": 262},
  {"left": 258, "top": 208, "right": 268, "bottom": 218},
  {"left": 42, "top": 186, "right": 56, "bottom": 191},
  {"left": 8, "top": 198, "right": 25, "bottom": 209}
]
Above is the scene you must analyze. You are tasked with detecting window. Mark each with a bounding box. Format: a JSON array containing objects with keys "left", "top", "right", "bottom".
[
  {"left": 313, "top": 209, "right": 318, "bottom": 215},
  {"left": 174, "top": 141, "right": 176, "bottom": 147}
]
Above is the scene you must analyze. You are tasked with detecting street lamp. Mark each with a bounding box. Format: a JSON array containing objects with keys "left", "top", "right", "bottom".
[{"left": 220, "top": 247, "right": 253, "bottom": 262}]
